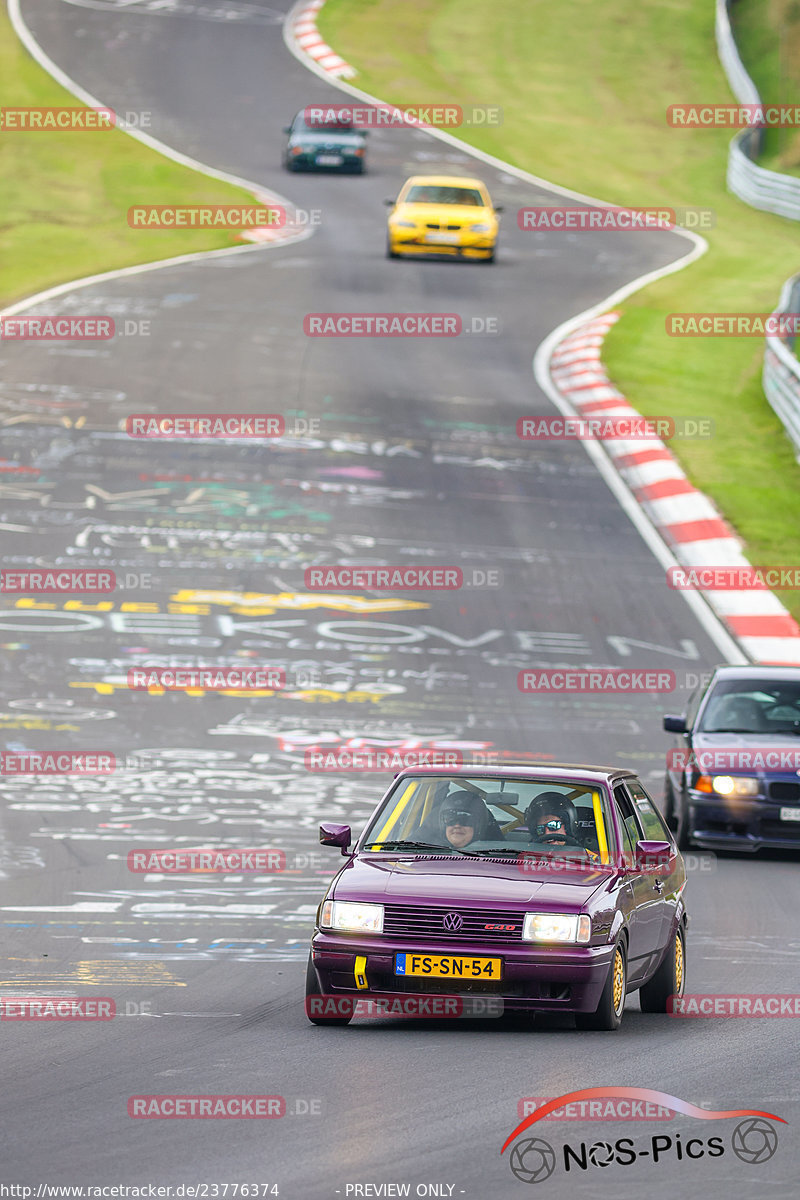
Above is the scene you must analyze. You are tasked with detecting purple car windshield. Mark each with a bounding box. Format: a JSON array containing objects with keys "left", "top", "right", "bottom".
[{"left": 361, "top": 775, "right": 610, "bottom": 859}]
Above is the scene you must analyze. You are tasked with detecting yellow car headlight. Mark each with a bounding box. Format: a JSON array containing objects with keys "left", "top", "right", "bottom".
[{"left": 320, "top": 900, "right": 384, "bottom": 933}]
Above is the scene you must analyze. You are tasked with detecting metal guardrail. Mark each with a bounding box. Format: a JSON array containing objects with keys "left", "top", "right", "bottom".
[
  {"left": 763, "top": 274, "right": 800, "bottom": 460},
  {"left": 716, "top": 0, "right": 800, "bottom": 220}
]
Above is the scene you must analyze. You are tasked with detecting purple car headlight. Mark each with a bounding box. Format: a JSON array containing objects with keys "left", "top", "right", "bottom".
[
  {"left": 523, "top": 913, "right": 591, "bottom": 944},
  {"left": 320, "top": 900, "right": 384, "bottom": 933}
]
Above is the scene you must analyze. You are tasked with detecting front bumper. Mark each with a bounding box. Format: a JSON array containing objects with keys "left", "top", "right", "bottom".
[
  {"left": 310, "top": 932, "right": 616, "bottom": 1014},
  {"left": 288, "top": 150, "right": 363, "bottom": 170},
  {"left": 388, "top": 229, "right": 496, "bottom": 258},
  {"left": 687, "top": 791, "right": 800, "bottom": 851}
]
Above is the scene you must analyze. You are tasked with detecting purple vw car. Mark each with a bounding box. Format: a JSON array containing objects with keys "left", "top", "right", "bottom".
[{"left": 306, "top": 765, "right": 687, "bottom": 1030}]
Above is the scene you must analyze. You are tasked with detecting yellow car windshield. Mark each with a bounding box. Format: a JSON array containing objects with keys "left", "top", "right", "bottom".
[{"left": 404, "top": 186, "right": 484, "bottom": 206}]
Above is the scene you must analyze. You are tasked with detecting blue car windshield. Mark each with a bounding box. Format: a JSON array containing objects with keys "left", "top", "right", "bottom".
[
  {"left": 699, "top": 679, "right": 800, "bottom": 733},
  {"left": 295, "top": 116, "right": 355, "bottom": 132},
  {"left": 362, "top": 775, "right": 610, "bottom": 858}
]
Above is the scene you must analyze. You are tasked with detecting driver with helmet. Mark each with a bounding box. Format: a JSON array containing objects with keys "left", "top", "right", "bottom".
[{"left": 524, "top": 791, "right": 586, "bottom": 850}]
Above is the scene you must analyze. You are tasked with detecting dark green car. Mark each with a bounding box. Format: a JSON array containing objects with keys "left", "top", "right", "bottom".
[{"left": 282, "top": 110, "right": 367, "bottom": 173}]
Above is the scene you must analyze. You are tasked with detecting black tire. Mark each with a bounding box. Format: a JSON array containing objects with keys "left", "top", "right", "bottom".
[
  {"left": 304, "top": 954, "right": 352, "bottom": 1026},
  {"left": 663, "top": 772, "right": 676, "bottom": 827},
  {"left": 575, "top": 940, "right": 626, "bottom": 1031},
  {"left": 639, "top": 923, "right": 686, "bottom": 1013}
]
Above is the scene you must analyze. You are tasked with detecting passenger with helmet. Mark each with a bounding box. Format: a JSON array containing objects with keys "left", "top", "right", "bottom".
[{"left": 417, "top": 789, "right": 504, "bottom": 849}]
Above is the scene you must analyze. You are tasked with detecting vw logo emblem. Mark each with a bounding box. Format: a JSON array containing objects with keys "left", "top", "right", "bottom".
[{"left": 443, "top": 912, "right": 463, "bottom": 932}]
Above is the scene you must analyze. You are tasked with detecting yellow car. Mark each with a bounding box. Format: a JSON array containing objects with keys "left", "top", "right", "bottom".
[{"left": 385, "top": 175, "right": 502, "bottom": 262}]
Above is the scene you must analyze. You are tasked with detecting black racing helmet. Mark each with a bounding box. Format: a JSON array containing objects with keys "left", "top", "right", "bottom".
[
  {"left": 438, "top": 790, "right": 491, "bottom": 838},
  {"left": 524, "top": 791, "right": 578, "bottom": 841}
]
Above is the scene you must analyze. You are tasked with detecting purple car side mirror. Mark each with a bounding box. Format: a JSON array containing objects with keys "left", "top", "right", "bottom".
[
  {"left": 319, "top": 823, "right": 352, "bottom": 854},
  {"left": 634, "top": 840, "right": 673, "bottom": 869}
]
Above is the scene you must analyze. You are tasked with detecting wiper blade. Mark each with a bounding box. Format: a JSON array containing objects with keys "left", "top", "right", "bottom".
[
  {"left": 702, "top": 728, "right": 758, "bottom": 734},
  {"left": 366, "top": 840, "right": 455, "bottom": 853},
  {"left": 458, "top": 847, "right": 524, "bottom": 856}
]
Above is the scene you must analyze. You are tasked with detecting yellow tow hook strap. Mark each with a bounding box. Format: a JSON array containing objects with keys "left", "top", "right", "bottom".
[{"left": 354, "top": 955, "right": 368, "bottom": 990}]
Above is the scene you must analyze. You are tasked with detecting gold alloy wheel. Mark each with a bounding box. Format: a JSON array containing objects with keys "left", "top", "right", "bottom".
[
  {"left": 675, "top": 930, "right": 684, "bottom": 995},
  {"left": 612, "top": 947, "right": 625, "bottom": 1014}
]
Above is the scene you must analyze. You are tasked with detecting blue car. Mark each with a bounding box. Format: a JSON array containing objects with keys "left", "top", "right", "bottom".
[
  {"left": 663, "top": 664, "right": 800, "bottom": 851},
  {"left": 282, "top": 109, "right": 367, "bottom": 173}
]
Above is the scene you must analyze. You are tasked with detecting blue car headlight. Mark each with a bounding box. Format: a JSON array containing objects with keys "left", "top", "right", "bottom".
[{"left": 710, "top": 775, "right": 759, "bottom": 797}]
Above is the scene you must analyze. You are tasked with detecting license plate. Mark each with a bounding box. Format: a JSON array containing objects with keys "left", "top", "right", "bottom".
[
  {"left": 394, "top": 953, "right": 501, "bottom": 979},
  {"left": 780, "top": 807, "right": 800, "bottom": 821},
  {"left": 316, "top": 154, "right": 343, "bottom": 165},
  {"left": 425, "top": 232, "right": 460, "bottom": 244}
]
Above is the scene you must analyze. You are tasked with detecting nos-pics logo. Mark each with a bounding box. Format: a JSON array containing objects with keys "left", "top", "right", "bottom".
[{"left": 501, "top": 1088, "right": 783, "bottom": 1184}]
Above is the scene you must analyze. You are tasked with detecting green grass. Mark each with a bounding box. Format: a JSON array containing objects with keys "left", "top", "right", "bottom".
[
  {"left": 320, "top": 0, "right": 800, "bottom": 621},
  {"left": 0, "top": 11, "right": 261, "bottom": 307},
  {"left": 732, "top": 0, "right": 800, "bottom": 176}
]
